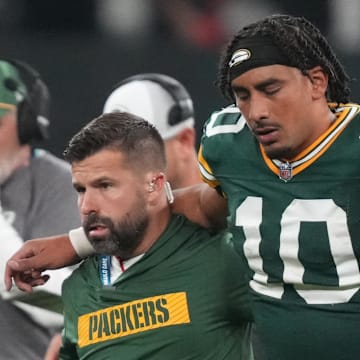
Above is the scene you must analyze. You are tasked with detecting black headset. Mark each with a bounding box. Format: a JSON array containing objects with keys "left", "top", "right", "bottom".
[
  {"left": 1, "top": 58, "right": 50, "bottom": 145},
  {"left": 112, "top": 73, "right": 194, "bottom": 126}
]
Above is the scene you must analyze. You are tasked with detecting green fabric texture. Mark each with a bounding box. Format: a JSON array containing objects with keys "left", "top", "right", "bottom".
[
  {"left": 199, "top": 103, "right": 360, "bottom": 360},
  {"left": 60, "top": 215, "right": 253, "bottom": 360}
]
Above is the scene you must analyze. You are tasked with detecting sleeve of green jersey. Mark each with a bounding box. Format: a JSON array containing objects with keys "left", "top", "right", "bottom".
[{"left": 198, "top": 105, "right": 244, "bottom": 196}]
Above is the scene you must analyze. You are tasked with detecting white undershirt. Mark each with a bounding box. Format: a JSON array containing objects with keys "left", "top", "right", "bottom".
[{"left": 110, "top": 254, "right": 145, "bottom": 284}]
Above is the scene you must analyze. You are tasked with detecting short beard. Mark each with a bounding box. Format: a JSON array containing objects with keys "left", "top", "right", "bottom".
[
  {"left": 264, "top": 145, "right": 294, "bottom": 160},
  {"left": 83, "top": 207, "right": 149, "bottom": 259}
]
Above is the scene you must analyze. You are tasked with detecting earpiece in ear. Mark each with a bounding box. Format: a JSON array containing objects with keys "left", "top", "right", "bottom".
[
  {"left": 164, "top": 181, "right": 174, "bottom": 204},
  {"left": 148, "top": 180, "right": 156, "bottom": 193}
]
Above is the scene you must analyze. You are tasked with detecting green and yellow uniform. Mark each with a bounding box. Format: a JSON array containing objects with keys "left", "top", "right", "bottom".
[
  {"left": 60, "top": 215, "right": 253, "bottom": 359},
  {"left": 199, "top": 103, "right": 360, "bottom": 360}
]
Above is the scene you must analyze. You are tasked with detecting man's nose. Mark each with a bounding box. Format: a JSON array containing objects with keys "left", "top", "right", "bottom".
[
  {"left": 78, "top": 191, "right": 98, "bottom": 216},
  {"left": 247, "top": 95, "right": 269, "bottom": 124}
]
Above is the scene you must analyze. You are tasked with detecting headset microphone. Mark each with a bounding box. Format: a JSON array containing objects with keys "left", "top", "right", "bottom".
[
  {"left": 112, "top": 73, "right": 194, "bottom": 128},
  {"left": 0, "top": 58, "right": 50, "bottom": 145}
]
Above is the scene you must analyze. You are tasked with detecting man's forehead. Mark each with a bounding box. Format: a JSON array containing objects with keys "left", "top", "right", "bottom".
[{"left": 231, "top": 64, "right": 301, "bottom": 87}]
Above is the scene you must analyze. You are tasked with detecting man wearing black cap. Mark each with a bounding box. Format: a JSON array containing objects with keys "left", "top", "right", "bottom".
[{"left": 0, "top": 59, "right": 80, "bottom": 359}]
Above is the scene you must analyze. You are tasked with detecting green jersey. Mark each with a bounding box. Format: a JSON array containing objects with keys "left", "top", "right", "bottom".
[
  {"left": 199, "top": 103, "right": 360, "bottom": 360},
  {"left": 60, "top": 215, "right": 253, "bottom": 359}
]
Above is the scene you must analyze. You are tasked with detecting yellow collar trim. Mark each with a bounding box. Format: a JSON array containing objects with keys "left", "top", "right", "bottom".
[{"left": 261, "top": 103, "right": 360, "bottom": 179}]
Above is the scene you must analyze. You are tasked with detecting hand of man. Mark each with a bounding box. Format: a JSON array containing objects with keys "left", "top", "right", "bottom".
[{"left": 4, "top": 234, "right": 81, "bottom": 292}]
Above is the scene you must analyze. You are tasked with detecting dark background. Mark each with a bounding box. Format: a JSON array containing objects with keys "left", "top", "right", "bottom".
[{"left": 2, "top": 0, "right": 359, "bottom": 156}]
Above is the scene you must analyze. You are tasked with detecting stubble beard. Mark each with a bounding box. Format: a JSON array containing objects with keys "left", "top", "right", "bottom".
[
  {"left": 83, "top": 200, "right": 149, "bottom": 258},
  {"left": 264, "top": 144, "right": 294, "bottom": 160}
]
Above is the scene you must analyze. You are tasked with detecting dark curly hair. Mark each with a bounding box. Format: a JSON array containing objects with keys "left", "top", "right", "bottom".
[{"left": 216, "top": 14, "right": 351, "bottom": 104}]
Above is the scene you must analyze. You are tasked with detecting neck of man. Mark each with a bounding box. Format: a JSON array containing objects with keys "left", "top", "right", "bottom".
[{"left": 122, "top": 202, "right": 172, "bottom": 260}]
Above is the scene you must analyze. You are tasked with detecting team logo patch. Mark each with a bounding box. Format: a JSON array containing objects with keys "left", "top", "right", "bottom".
[
  {"left": 279, "top": 162, "right": 293, "bottom": 182},
  {"left": 77, "top": 292, "right": 190, "bottom": 348},
  {"left": 229, "top": 49, "right": 251, "bottom": 68}
]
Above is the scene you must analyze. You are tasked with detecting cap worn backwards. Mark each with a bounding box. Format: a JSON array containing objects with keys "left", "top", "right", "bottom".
[
  {"left": 103, "top": 79, "right": 195, "bottom": 140},
  {"left": 0, "top": 60, "right": 27, "bottom": 117}
]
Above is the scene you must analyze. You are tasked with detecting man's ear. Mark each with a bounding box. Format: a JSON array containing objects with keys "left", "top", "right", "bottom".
[
  {"left": 147, "top": 173, "right": 166, "bottom": 194},
  {"left": 307, "top": 66, "right": 329, "bottom": 100},
  {"left": 146, "top": 173, "right": 167, "bottom": 206},
  {"left": 176, "top": 127, "right": 196, "bottom": 147}
]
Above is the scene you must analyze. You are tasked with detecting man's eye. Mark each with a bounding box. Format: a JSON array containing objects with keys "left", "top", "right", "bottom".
[
  {"left": 236, "top": 93, "right": 249, "bottom": 101},
  {"left": 265, "top": 86, "right": 280, "bottom": 95},
  {"left": 74, "top": 186, "right": 85, "bottom": 194},
  {"left": 101, "top": 182, "right": 112, "bottom": 189}
]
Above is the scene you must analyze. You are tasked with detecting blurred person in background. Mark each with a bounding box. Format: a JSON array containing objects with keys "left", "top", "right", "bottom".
[
  {"left": 0, "top": 58, "right": 80, "bottom": 359},
  {"left": 102, "top": 73, "right": 201, "bottom": 189}
]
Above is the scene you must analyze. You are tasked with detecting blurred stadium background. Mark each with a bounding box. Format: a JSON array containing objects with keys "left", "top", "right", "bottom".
[{"left": 2, "top": 0, "right": 359, "bottom": 155}]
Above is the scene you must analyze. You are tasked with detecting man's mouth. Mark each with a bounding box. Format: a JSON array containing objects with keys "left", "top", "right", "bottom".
[
  {"left": 254, "top": 127, "right": 278, "bottom": 145},
  {"left": 87, "top": 223, "right": 108, "bottom": 237}
]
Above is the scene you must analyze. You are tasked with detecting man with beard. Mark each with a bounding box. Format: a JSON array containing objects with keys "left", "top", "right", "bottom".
[
  {"left": 7, "top": 14, "right": 360, "bottom": 360},
  {"left": 46, "top": 72, "right": 209, "bottom": 359},
  {"left": 57, "top": 111, "right": 252, "bottom": 359}
]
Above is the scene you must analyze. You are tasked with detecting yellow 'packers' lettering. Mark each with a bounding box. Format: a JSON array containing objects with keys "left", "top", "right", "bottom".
[
  {"left": 119, "top": 306, "right": 134, "bottom": 332},
  {"left": 156, "top": 298, "right": 169, "bottom": 323},
  {"left": 142, "top": 301, "right": 150, "bottom": 327},
  {"left": 78, "top": 292, "right": 190, "bottom": 347},
  {"left": 99, "top": 312, "right": 111, "bottom": 337},
  {"left": 146, "top": 299, "right": 157, "bottom": 325},
  {"left": 89, "top": 316, "right": 97, "bottom": 341},
  {"left": 134, "top": 302, "right": 145, "bottom": 328},
  {"left": 109, "top": 309, "right": 120, "bottom": 334},
  {"left": 132, "top": 304, "right": 140, "bottom": 328}
]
